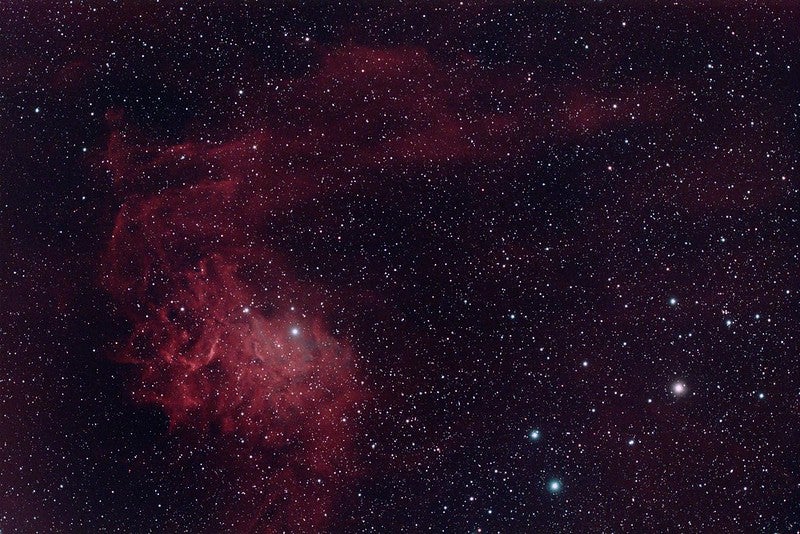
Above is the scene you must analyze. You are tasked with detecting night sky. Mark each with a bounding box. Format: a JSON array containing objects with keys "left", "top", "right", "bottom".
[{"left": 1, "top": 2, "right": 799, "bottom": 532}]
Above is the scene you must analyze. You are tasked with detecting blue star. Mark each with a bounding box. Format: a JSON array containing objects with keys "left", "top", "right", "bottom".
[{"left": 547, "top": 479, "right": 562, "bottom": 493}]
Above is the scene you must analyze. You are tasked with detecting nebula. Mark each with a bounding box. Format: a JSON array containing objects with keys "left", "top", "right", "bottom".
[
  {"left": 101, "top": 109, "right": 368, "bottom": 531},
  {"left": 96, "top": 43, "right": 487, "bottom": 531},
  {"left": 4, "top": 4, "right": 797, "bottom": 531},
  {"left": 95, "top": 43, "right": 513, "bottom": 528}
]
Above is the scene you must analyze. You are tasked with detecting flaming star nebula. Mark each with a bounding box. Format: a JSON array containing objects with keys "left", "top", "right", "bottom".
[
  {"left": 99, "top": 119, "right": 370, "bottom": 531},
  {"left": 2, "top": 2, "right": 799, "bottom": 533}
]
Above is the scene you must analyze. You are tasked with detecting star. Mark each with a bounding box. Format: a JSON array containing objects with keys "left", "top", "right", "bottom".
[{"left": 547, "top": 479, "right": 562, "bottom": 493}]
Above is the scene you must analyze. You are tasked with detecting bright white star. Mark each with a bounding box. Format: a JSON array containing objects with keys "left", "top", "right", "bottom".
[{"left": 672, "top": 381, "right": 687, "bottom": 396}]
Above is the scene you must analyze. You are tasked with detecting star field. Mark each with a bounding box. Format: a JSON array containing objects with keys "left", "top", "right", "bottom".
[{"left": 1, "top": 2, "right": 799, "bottom": 533}]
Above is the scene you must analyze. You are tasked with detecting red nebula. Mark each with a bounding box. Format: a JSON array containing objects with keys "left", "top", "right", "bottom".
[
  {"left": 98, "top": 43, "right": 522, "bottom": 531},
  {"left": 101, "top": 116, "right": 367, "bottom": 531}
]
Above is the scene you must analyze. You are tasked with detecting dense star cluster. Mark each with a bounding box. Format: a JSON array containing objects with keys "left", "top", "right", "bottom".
[{"left": 1, "top": 2, "right": 799, "bottom": 532}]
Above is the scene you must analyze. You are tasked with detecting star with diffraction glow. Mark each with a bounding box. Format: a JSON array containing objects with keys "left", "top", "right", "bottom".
[{"left": 672, "top": 381, "right": 687, "bottom": 396}]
